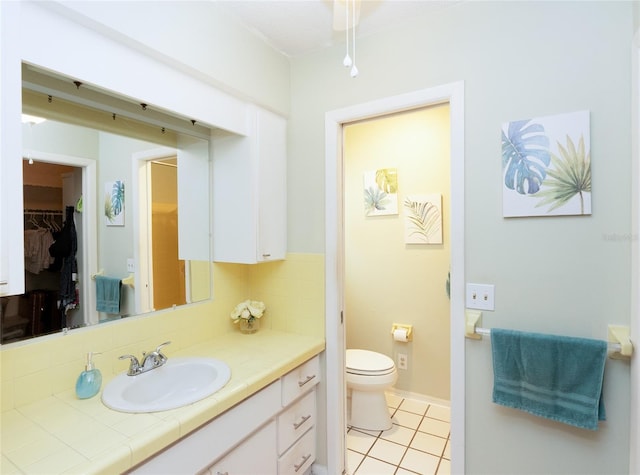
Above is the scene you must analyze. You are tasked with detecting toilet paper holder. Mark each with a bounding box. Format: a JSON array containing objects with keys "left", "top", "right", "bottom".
[{"left": 391, "top": 323, "right": 413, "bottom": 342}]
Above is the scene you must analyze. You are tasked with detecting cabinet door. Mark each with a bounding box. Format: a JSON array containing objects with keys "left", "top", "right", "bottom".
[
  {"left": 0, "top": 1, "right": 25, "bottom": 297},
  {"left": 212, "top": 106, "right": 286, "bottom": 264},
  {"left": 255, "top": 108, "right": 286, "bottom": 262},
  {"left": 207, "top": 420, "right": 277, "bottom": 475}
]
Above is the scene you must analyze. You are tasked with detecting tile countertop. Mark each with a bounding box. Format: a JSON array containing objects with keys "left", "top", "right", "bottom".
[{"left": 0, "top": 330, "right": 325, "bottom": 475}]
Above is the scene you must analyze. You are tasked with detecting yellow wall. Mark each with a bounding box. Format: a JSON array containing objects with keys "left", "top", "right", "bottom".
[
  {"left": 344, "top": 104, "right": 450, "bottom": 400},
  {"left": 0, "top": 253, "right": 324, "bottom": 412}
]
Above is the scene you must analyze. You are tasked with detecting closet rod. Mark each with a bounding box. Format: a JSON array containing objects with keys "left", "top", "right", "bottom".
[{"left": 24, "top": 208, "right": 63, "bottom": 214}]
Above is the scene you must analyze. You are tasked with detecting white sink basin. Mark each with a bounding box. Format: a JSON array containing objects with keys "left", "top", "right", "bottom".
[{"left": 102, "top": 357, "right": 231, "bottom": 413}]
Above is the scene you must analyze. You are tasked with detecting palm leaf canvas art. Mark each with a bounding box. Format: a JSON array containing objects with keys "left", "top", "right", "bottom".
[
  {"left": 404, "top": 194, "right": 443, "bottom": 244},
  {"left": 363, "top": 168, "right": 398, "bottom": 216},
  {"left": 501, "top": 110, "right": 591, "bottom": 217},
  {"left": 104, "top": 180, "right": 125, "bottom": 226}
]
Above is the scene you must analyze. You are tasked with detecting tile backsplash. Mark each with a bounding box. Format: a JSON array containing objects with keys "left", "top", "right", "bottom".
[{"left": 1, "top": 253, "right": 325, "bottom": 412}]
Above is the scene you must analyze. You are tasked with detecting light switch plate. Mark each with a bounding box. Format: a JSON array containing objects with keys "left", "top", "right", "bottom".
[{"left": 466, "top": 283, "right": 495, "bottom": 311}]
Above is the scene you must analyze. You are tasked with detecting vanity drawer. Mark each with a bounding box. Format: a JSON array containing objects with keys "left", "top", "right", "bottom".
[
  {"left": 277, "top": 390, "right": 315, "bottom": 454},
  {"left": 281, "top": 355, "right": 320, "bottom": 406},
  {"left": 278, "top": 427, "right": 315, "bottom": 475}
]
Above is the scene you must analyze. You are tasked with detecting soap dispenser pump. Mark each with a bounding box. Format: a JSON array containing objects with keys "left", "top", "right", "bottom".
[{"left": 75, "top": 352, "right": 102, "bottom": 399}]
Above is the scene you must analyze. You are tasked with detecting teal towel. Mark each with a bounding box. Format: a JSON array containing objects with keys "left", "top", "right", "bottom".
[
  {"left": 491, "top": 328, "right": 607, "bottom": 430},
  {"left": 95, "top": 275, "right": 122, "bottom": 314}
]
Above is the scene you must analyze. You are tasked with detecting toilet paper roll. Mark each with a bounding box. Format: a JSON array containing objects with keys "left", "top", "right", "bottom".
[{"left": 393, "top": 328, "right": 409, "bottom": 342}]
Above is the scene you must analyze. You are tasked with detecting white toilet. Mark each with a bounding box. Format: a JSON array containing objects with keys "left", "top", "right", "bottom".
[{"left": 346, "top": 349, "right": 398, "bottom": 431}]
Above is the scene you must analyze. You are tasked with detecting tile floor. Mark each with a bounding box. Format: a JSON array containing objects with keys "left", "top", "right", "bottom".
[{"left": 347, "top": 392, "right": 451, "bottom": 475}]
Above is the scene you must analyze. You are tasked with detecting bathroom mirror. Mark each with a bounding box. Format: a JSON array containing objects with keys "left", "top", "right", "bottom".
[{"left": 0, "top": 63, "right": 213, "bottom": 344}]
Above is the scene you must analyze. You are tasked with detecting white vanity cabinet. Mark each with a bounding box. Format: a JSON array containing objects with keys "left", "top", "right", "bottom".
[
  {"left": 212, "top": 105, "right": 287, "bottom": 264},
  {"left": 206, "top": 420, "right": 278, "bottom": 475},
  {"left": 130, "top": 355, "right": 320, "bottom": 475}
]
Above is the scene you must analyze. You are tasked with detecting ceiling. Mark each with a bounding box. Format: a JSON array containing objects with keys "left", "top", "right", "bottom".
[{"left": 216, "top": 0, "right": 459, "bottom": 57}]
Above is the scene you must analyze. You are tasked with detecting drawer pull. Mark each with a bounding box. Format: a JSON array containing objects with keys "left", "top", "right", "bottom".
[
  {"left": 297, "top": 374, "right": 316, "bottom": 388},
  {"left": 294, "top": 453, "right": 311, "bottom": 472},
  {"left": 0, "top": 281, "right": 7, "bottom": 286},
  {"left": 293, "top": 414, "right": 312, "bottom": 430},
  {"left": 216, "top": 472, "right": 229, "bottom": 475}
]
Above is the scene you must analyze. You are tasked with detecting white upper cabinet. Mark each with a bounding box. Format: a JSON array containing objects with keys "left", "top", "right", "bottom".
[
  {"left": 0, "top": 1, "right": 25, "bottom": 297},
  {"left": 212, "top": 106, "right": 287, "bottom": 264}
]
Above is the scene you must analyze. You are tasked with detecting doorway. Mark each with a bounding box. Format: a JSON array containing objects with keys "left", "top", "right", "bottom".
[
  {"left": 0, "top": 152, "right": 97, "bottom": 344},
  {"left": 325, "top": 82, "right": 465, "bottom": 474}
]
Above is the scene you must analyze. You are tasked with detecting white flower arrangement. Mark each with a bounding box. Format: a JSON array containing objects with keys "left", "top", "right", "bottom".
[{"left": 230, "top": 299, "right": 266, "bottom": 323}]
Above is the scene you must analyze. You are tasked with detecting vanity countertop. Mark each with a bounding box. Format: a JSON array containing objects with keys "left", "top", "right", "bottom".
[{"left": 0, "top": 330, "right": 325, "bottom": 474}]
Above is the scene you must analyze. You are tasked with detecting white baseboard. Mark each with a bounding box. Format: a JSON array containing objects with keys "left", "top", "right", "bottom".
[{"left": 387, "top": 388, "right": 451, "bottom": 408}]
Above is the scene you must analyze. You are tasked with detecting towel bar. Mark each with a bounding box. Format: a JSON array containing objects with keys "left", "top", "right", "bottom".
[
  {"left": 91, "top": 270, "right": 135, "bottom": 288},
  {"left": 468, "top": 325, "right": 633, "bottom": 358}
]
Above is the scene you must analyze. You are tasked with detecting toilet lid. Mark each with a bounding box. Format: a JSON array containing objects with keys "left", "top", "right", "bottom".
[{"left": 346, "top": 349, "right": 395, "bottom": 374}]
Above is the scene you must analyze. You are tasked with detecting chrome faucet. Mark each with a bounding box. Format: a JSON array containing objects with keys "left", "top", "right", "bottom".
[{"left": 119, "top": 341, "right": 171, "bottom": 376}]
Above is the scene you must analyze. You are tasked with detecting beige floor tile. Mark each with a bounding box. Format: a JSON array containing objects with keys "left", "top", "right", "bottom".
[
  {"left": 347, "top": 429, "right": 378, "bottom": 454},
  {"left": 400, "top": 398, "right": 429, "bottom": 416},
  {"left": 368, "top": 438, "right": 406, "bottom": 466},
  {"left": 347, "top": 449, "right": 365, "bottom": 474},
  {"left": 443, "top": 439, "right": 451, "bottom": 460},
  {"left": 380, "top": 424, "right": 415, "bottom": 446},
  {"left": 392, "top": 410, "right": 423, "bottom": 430},
  {"left": 418, "top": 417, "right": 450, "bottom": 438},
  {"left": 426, "top": 404, "right": 451, "bottom": 422},
  {"left": 410, "top": 431, "right": 447, "bottom": 457},
  {"left": 400, "top": 448, "right": 440, "bottom": 475},
  {"left": 355, "top": 456, "right": 397, "bottom": 474},
  {"left": 437, "top": 458, "right": 451, "bottom": 474}
]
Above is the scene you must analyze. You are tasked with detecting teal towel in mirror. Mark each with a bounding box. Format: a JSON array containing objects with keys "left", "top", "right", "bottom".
[
  {"left": 491, "top": 328, "right": 607, "bottom": 430},
  {"left": 95, "top": 275, "right": 122, "bottom": 314}
]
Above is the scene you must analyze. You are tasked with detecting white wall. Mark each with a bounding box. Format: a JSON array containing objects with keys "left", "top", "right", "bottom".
[{"left": 290, "top": 2, "right": 634, "bottom": 473}]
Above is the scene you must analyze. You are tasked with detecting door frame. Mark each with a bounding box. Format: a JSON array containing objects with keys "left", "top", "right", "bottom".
[
  {"left": 21, "top": 150, "right": 97, "bottom": 327},
  {"left": 630, "top": 27, "right": 639, "bottom": 475},
  {"left": 325, "top": 81, "right": 465, "bottom": 474}
]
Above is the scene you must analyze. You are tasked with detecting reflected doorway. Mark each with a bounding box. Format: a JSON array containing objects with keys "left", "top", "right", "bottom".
[{"left": 150, "top": 158, "right": 186, "bottom": 310}]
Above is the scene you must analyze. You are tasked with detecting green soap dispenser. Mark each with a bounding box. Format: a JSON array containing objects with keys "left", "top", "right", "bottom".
[{"left": 76, "top": 352, "right": 102, "bottom": 399}]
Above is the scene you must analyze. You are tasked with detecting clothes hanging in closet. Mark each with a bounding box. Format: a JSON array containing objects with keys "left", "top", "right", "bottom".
[
  {"left": 24, "top": 228, "right": 55, "bottom": 274},
  {"left": 49, "top": 206, "right": 79, "bottom": 315}
]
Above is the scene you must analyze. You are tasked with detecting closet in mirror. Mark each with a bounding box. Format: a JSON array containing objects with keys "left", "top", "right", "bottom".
[{"left": 0, "top": 64, "right": 213, "bottom": 344}]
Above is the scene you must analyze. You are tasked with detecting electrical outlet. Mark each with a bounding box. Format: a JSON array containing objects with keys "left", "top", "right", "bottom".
[
  {"left": 397, "top": 353, "right": 408, "bottom": 370},
  {"left": 127, "top": 258, "right": 135, "bottom": 273},
  {"left": 466, "top": 283, "right": 495, "bottom": 311}
]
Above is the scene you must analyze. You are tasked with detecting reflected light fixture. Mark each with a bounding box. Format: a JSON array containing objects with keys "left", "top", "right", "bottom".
[{"left": 21, "top": 113, "right": 47, "bottom": 124}]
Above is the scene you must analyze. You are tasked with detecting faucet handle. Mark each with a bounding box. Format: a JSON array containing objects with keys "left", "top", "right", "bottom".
[
  {"left": 119, "top": 354, "right": 141, "bottom": 375},
  {"left": 154, "top": 341, "right": 171, "bottom": 364},
  {"left": 155, "top": 341, "right": 171, "bottom": 353}
]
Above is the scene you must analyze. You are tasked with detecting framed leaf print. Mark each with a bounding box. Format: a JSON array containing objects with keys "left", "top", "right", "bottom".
[
  {"left": 404, "top": 194, "right": 442, "bottom": 244},
  {"left": 363, "top": 168, "right": 398, "bottom": 216},
  {"left": 502, "top": 110, "right": 591, "bottom": 217},
  {"left": 104, "top": 180, "right": 125, "bottom": 226}
]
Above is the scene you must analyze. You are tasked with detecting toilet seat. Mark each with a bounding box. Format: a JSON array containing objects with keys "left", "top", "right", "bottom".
[{"left": 346, "top": 349, "right": 396, "bottom": 376}]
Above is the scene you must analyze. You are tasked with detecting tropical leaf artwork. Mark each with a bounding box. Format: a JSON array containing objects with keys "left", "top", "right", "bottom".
[
  {"left": 404, "top": 194, "right": 442, "bottom": 244},
  {"left": 502, "top": 119, "right": 550, "bottom": 195},
  {"left": 104, "top": 180, "right": 125, "bottom": 226},
  {"left": 502, "top": 110, "right": 590, "bottom": 217},
  {"left": 534, "top": 135, "right": 591, "bottom": 214},
  {"left": 363, "top": 168, "right": 398, "bottom": 216}
]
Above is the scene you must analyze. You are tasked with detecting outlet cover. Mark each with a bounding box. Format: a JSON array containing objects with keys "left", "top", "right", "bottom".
[{"left": 466, "top": 283, "right": 495, "bottom": 311}]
